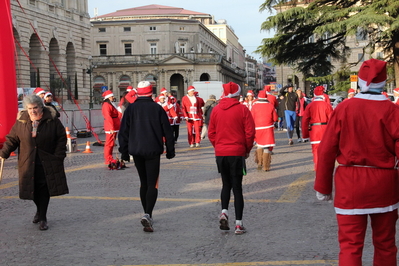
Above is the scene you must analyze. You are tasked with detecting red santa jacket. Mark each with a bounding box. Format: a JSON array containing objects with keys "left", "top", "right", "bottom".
[
  {"left": 301, "top": 98, "right": 333, "bottom": 143},
  {"left": 243, "top": 99, "right": 257, "bottom": 111},
  {"left": 266, "top": 93, "right": 278, "bottom": 109},
  {"left": 157, "top": 101, "right": 178, "bottom": 125},
  {"left": 315, "top": 94, "right": 399, "bottom": 215},
  {"left": 102, "top": 100, "right": 121, "bottom": 133},
  {"left": 181, "top": 95, "right": 203, "bottom": 121},
  {"left": 251, "top": 101, "right": 278, "bottom": 147},
  {"left": 208, "top": 98, "right": 255, "bottom": 156}
]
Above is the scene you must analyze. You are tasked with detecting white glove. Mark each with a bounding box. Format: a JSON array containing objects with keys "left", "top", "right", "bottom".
[{"left": 316, "top": 191, "right": 332, "bottom": 201}]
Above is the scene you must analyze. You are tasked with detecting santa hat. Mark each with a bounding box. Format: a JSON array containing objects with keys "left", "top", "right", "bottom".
[
  {"left": 187, "top": 86, "right": 195, "bottom": 93},
  {"left": 159, "top": 95, "right": 166, "bottom": 100},
  {"left": 358, "top": 58, "right": 387, "bottom": 93},
  {"left": 348, "top": 88, "right": 355, "bottom": 95},
  {"left": 247, "top": 90, "right": 254, "bottom": 96},
  {"left": 34, "top": 87, "right": 45, "bottom": 96},
  {"left": 313, "top": 86, "right": 324, "bottom": 96},
  {"left": 394, "top": 87, "right": 399, "bottom": 93},
  {"left": 126, "top": 86, "right": 133, "bottom": 92},
  {"left": 222, "top": 82, "right": 241, "bottom": 98},
  {"left": 44, "top": 92, "right": 52, "bottom": 98},
  {"left": 102, "top": 90, "right": 114, "bottom": 100},
  {"left": 263, "top": 85, "right": 272, "bottom": 92},
  {"left": 257, "top": 90, "right": 267, "bottom": 100},
  {"left": 160, "top": 88, "right": 167, "bottom": 95},
  {"left": 195, "top": 91, "right": 199, "bottom": 96},
  {"left": 137, "top": 81, "right": 153, "bottom": 97}
]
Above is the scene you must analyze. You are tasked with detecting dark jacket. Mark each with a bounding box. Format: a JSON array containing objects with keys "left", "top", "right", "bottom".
[
  {"left": 279, "top": 87, "right": 298, "bottom": 111},
  {"left": 0, "top": 107, "right": 68, "bottom": 200},
  {"left": 203, "top": 99, "right": 217, "bottom": 125},
  {"left": 118, "top": 96, "right": 175, "bottom": 158}
]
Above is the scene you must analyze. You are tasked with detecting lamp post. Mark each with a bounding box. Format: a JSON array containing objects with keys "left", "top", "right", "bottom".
[{"left": 86, "top": 56, "right": 95, "bottom": 109}]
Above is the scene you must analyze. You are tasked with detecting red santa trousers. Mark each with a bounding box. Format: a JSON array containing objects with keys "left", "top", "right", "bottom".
[
  {"left": 104, "top": 132, "right": 117, "bottom": 163},
  {"left": 186, "top": 120, "right": 201, "bottom": 145},
  {"left": 311, "top": 143, "right": 320, "bottom": 171},
  {"left": 337, "top": 210, "right": 398, "bottom": 266}
]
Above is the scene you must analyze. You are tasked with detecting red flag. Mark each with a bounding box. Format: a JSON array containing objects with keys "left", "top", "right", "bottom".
[{"left": 0, "top": 0, "right": 18, "bottom": 148}]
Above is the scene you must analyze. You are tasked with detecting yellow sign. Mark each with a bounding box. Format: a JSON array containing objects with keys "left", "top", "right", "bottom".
[{"left": 350, "top": 75, "right": 358, "bottom": 82}]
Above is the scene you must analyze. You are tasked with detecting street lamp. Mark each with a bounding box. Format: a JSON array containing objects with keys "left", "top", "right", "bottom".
[{"left": 86, "top": 56, "right": 96, "bottom": 109}]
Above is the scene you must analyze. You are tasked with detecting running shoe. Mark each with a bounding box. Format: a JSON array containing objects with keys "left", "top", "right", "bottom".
[
  {"left": 219, "top": 213, "right": 229, "bottom": 230},
  {"left": 297, "top": 138, "right": 302, "bottom": 143},
  {"left": 190, "top": 144, "right": 194, "bottom": 148},
  {"left": 141, "top": 214, "right": 154, "bottom": 232},
  {"left": 234, "top": 225, "right": 246, "bottom": 235},
  {"left": 196, "top": 143, "right": 200, "bottom": 147}
]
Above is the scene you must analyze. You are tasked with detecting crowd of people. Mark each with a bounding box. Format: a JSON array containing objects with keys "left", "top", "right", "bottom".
[{"left": 3, "top": 58, "right": 399, "bottom": 264}]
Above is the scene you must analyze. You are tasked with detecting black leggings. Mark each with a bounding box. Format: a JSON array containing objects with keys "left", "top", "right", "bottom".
[
  {"left": 216, "top": 156, "right": 244, "bottom": 220},
  {"left": 133, "top": 155, "right": 161, "bottom": 218},
  {"left": 172, "top": 125, "right": 179, "bottom": 142},
  {"left": 33, "top": 164, "right": 50, "bottom": 222},
  {"left": 295, "top": 116, "right": 302, "bottom": 138}
]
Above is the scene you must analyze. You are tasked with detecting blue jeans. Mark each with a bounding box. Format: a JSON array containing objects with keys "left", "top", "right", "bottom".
[{"left": 284, "top": 110, "right": 297, "bottom": 138}]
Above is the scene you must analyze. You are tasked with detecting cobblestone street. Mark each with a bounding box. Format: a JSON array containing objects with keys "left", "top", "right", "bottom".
[{"left": 0, "top": 125, "right": 391, "bottom": 265}]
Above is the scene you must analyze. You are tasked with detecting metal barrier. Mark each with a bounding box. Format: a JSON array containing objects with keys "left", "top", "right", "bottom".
[{"left": 59, "top": 109, "right": 104, "bottom": 135}]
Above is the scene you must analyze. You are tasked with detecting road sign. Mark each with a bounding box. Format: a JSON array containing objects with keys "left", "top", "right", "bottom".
[
  {"left": 101, "top": 86, "right": 108, "bottom": 92},
  {"left": 276, "top": 84, "right": 282, "bottom": 89},
  {"left": 350, "top": 75, "right": 358, "bottom": 89}
]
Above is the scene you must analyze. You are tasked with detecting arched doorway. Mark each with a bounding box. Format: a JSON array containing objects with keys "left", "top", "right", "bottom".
[
  {"left": 199, "top": 73, "right": 210, "bottom": 81},
  {"left": 29, "top": 34, "right": 41, "bottom": 87},
  {"left": 49, "top": 38, "right": 60, "bottom": 97},
  {"left": 93, "top": 76, "right": 105, "bottom": 104},
  {"left": 118, "top": 75, "right": 131, "bottom": 100},
  {"left": 170, "top": 73, "right": 184, "bottom": 100},
  {"left": 66, "top": 42, "right": 75, "bottom": 101},
  {"left": 145, "top": 74, "right": 157, "bottom": 96}
]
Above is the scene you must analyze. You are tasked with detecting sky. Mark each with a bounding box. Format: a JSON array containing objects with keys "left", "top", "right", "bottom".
[{"left": 87, "top": 0, "right": 275, "bottom": 58}]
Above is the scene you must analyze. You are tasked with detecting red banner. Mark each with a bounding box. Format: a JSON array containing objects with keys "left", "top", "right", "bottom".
[{"left": 0, "top": 0, "right": 17, "bottom": 148}]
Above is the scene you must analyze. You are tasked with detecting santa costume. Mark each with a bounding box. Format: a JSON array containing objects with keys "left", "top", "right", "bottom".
[
  {"left": 301, "top": 86, "right": 333, "bottom": 171},
  {"left": 102, "top": 90, "right": 121, "bottom": 164},
  {"left": 393, "top": 87, "right": 399, "bottom": 105},
  {"left": 181, "top": 86, "right": 203, "bottom": 147},
  {"left": 315, "top": 59, "right": 399, "bottom": 266},
  {"left": 263, "top": 85, "right": 278, "bottom": 108},
  {"left": 251, "top": 90, "right": 278, "bottom": 171},
  {"left": 243, "top": 90, "right": 257, "bottom": 110}
]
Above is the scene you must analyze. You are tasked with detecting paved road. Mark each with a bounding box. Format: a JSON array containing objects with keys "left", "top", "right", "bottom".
[{"left": 0, "top": 125, "right": 391, "bottom": 265}]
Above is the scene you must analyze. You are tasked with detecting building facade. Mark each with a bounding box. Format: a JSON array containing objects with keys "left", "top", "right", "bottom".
[
  {"left": 89, "top": 5, "right": 246, "bottom": 101},
  {"left": 11, "top": 0, "right": 91, "bottom": 103}
]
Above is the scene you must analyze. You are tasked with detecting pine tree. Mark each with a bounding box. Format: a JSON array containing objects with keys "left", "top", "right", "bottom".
[{"left": 257, "top": 0, "right": 399, "bottom": 87}]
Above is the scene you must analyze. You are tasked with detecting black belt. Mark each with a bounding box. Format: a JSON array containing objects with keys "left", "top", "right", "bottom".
[
  {"left": 310, "top": 122, "right": 327, "bottom": 126},
  {"left": 112, "top": 116, "right": 118, "bottom": 118}
]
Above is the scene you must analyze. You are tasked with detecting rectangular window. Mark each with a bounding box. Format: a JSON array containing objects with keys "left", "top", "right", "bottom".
[
  {"left": 180, "top": 27, "right": 185, "bottom": 31},
  {"left": 150, "top": 26, "right": 157, "bottom": 31},
  {"left": 29, "top": 0, "right": 36, "bottom": 5},
  {"left": 81, "top": 38, "right": 85, "bottom": 50},
  {"left": 125, "top": 43, "right": 132, "bottom": 55},
  {"left": 124, "top": 27, "right": 131, "bottom": 32},
  {"left": 99, "top": 44, "right": 107, "bottom": 56},
  {"left": 179, "top": 43, "right": 186, "bottom": 53},
  {"left": 150, "top": 43, "right": 157, "bottom": 54},
  {"left": 358, "top": 53, "right": 365, "bottom": 62},
  {"left": 99, "top": 28, "right": 106, "bottom": 33}
]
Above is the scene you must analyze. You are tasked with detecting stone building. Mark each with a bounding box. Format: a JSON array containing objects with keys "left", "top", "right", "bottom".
[
  {"left": 89, "top": 5, "right": 246, "bottom": 101},
  {"left": 11, "top": 0, "right": 91, "bottom": 104}
]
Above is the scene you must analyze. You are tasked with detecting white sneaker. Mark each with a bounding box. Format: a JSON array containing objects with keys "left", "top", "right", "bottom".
[
  {"left": 297, "top": 138, "right": 302, "bottom": 143},
  {"left": 235, "top": 225, "right": 246, "bottom": 235},
  {"left": 219, "top": 213, "right": 229, "bottom": 230},
  {"left": 190, "top": 144, "right": 194, "bottom": 148},
  {"left": 195, "top": 143, "right": 200, "bottom": 147},
  {"left": 141, "top": 214, "right": 154, "bottom": 232}
]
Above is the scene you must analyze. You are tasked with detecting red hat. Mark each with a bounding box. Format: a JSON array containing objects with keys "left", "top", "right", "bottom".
[
  {"left": 358, "top": 58, "right": 387, "bottom": 92},
  {"left": 263, "top": 85, "right": 272, "bottom": 92},
  {"left": 257, "top": 90, "right": 267, "bottom": 100},
  {"left": 44, "top": 92, "right": 52, "bottom": 98},
  {"left": 394, "top": 87, "right": 399, "bottom": 93},
  {"left": 187, "top": 86, "right": 195, "bottom": 92},
  {"left": 137, "top": 81, "right": 153, "bottom": 97},
  {"left": 348, "top": 88, "right": 355, "bottom": 95},
  {"left": 313, "top": 86, "right": 324, "bottom": 96},
  {"left": 34, "top": 87, "right": 45, "bottom": 96},
  {"left": 222, "top": 82, "right": 241, "bottom": 98},
  {"left": 102, "top": 90, "right": 114, "bottom": 99},
  {"left": 194, "top": 91, "right": 199, "bottom": 96},
  {"left": 247, "top": 90, "right": 254, "bottom": 96},
  {"left": 160, "top": 88, "right": 167, "bottom": 94},
  {"left": 126, "top": 86, "right": 133, "bottom": 92}
]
